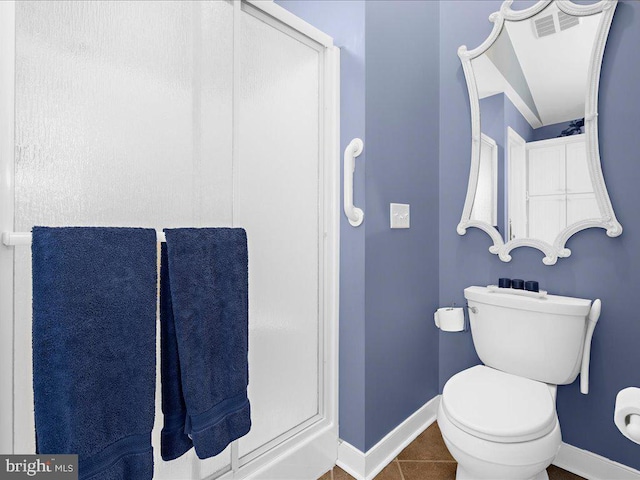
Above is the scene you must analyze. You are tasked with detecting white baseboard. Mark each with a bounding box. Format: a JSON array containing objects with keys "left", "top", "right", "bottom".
[
  {"left": 553, "top": 442, "right": 640, "bottom": 480},
  {"left": 336, "top": 442, "right": 366, "bottom": 480},
  {"left": 336, "top": 395, "right": 640, "bottom": 480},
  {"left": 336, "top": 395, "right": 440, "bottom": 480}
]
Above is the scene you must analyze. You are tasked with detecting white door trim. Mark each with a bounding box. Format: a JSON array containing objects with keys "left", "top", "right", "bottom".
[{"left": 0, "top": 0, "right": 16, "bottom": 455}]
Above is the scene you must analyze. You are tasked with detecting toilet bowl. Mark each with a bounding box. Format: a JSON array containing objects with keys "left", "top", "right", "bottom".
[
  {"left": 438, "top": 366, "right": 561, "bottom": 480},
  {"left": 438, "top": 286, "right": 600, "bottom": 480}
]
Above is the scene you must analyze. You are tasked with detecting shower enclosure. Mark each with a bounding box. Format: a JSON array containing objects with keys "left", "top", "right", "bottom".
[{"left": 0, "top": 1, "right": 339, "bottom": 479}]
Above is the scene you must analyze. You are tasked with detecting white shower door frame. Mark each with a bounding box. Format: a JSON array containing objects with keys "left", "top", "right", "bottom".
[{"left": 0, "top": 1, "right": 340, "bottom": 479}]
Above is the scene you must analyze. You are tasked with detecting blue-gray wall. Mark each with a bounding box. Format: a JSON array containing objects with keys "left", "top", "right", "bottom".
[
  {"left": 532, "top": 119, "right": 582, "bottom": 141},
  {"left": 276, "top": 0, "right": 441, "bottom": 452},
  {"left": 363, "top": 1, "right": 440, "bottom": 451},
  {"left": 279, "top": 0, "right": 640, "bottom": 469},
  {"left": 440, "top": 0, "right": 640, "bottom": 470},
  {"left": 504, "top": 94, "right": 535, "bottom": 144}
]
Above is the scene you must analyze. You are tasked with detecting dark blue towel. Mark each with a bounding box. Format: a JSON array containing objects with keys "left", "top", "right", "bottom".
[
  {"left": 161, "top": 228, "right": 251, "bottom": 460},
  {"left": 159, "top": 243, "right": 193, "bottom": 460},
  {"left": 32, "top": 227, "right": 157, "bottom": 480}
]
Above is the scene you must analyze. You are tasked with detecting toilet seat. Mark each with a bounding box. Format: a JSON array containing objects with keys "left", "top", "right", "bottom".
[{"left": 442, "top": 365, "right": 557, "bottom": 443}]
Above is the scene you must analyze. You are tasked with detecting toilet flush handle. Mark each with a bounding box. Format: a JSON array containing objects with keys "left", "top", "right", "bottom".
[{"left": 580, "top": 299, "right": 601, "bottom": 395}]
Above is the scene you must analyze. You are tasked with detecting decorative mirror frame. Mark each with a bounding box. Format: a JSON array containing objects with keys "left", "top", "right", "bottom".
[{"left": 457, "top": 0, "right": 622, "bottom": 265}]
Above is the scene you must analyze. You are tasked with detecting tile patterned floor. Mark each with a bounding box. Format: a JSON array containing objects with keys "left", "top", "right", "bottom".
[{"left": 318, "top": 422, "right": 585, "bottom": 480}]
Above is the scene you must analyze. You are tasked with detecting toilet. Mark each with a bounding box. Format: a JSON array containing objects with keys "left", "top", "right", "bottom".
[{"left": 437, "top": 286, "right": 601, "bottom": 480}]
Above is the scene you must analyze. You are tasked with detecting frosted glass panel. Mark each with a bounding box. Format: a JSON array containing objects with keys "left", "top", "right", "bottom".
[
  {"left": 15, "top": 0, "right": 233, "bottom": 229},
  {"left": 12, "top": 0, "right": 329, "bottom": 475},
  {"left": 14, "top": 1, "right": 233, "bottom": 476},
  {"left": 236, "top": 9, "right": 321, "bottom": 459}
]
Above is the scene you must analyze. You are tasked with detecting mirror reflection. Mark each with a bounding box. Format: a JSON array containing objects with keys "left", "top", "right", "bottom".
[{"left": 470, "top": 3, "right": 602, "bottom": 245}]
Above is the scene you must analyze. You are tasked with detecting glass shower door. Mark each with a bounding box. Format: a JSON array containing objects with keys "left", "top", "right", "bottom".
[
  {"left": 236, "top": 3, "right": 323, "bottom": 463},
  {"left": 14, "top": 1, "right": 234, "bottom": 477},
  {"left": 7, "top": 1, "right": 337, "bottom": 479}
]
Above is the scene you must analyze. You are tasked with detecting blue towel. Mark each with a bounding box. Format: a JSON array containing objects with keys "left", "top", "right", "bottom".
[
  {"left": 161, "top": 228, "right": 251, "bottom": 460},
  {"left": 159, "top": 243, "right": 193, "bottom": 460},
  {"left": 32, "top": 227, "right": 157, "bottom": 480}
]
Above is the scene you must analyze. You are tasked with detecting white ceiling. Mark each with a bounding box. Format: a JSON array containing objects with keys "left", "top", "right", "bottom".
[{"left": 473, "top": 3, "right": 602, "bottom": 128}]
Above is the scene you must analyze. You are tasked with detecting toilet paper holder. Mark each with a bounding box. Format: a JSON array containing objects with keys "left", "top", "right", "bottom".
[
  {"left": 615, "top": 387, "right": 640, "bottom": 444},
  {"left": 434, "top": 304, "right": 466, "bottom": 332},
  {"left": 625, "top": 415, "right": 640, "bottom": 443}
]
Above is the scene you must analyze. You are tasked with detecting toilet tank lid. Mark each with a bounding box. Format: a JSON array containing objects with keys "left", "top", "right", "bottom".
[{"left": 464, "top": 286, "right": 592, "bottom": 316}]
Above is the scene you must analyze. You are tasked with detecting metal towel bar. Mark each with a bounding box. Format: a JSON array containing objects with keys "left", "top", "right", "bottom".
[{"left": 2, "top": 230, "right": 167, "bottom": 246}]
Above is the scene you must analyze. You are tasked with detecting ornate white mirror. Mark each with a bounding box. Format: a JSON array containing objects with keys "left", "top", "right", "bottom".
[{"left": 457, "top": 0, "right": 622, "bottom": 265}]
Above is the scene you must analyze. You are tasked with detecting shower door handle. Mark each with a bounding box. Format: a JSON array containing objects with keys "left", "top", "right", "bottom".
[{"left": 344, "top": 138, "right": 364, "bottom": 227}]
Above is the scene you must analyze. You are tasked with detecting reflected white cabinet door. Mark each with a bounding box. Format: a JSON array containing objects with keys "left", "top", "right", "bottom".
[
  {"left": 528, "top": 195, "right": 566, "bottom": 245},
  {"left": 528, "top": 145, "right": 566, "bottom": 195},
  {"left": 566, "top": 141, "right": 592, "bottom": 194},
  {"left": 236, "top": 7, "right": 321, "bottom": 461},
  {"left": 507, "top": 129, "right": 527, "bottom": 240},
  {"left": 527, "top": 142, "right": 567, "bottom": 244},
  {"left": 525, "top": 135, "right": 592, "bottom": 244},
  {"left": 567, "top": 193, "right": 600, "bottom": 224}
]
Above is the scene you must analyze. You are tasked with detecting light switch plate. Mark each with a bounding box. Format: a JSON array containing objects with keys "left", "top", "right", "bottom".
[{"left": 390, "top": 203, "right": 410, "bottom": 229}]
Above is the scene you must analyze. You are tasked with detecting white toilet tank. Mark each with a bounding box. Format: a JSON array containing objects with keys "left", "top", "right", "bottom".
[{"left": 464, "top": 286, "right": 594, "bottom": 385}]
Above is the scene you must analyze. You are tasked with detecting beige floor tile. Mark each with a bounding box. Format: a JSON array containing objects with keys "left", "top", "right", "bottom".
[
  {"left": 317, "top": 470, "right": 332, "bottom": 480},
  {"left": 399, "top": 461, "right": 457, "bottom": 480},
  {"left": 372, "top": 461, "right": 403, "bottom": 480},
  {"left": 397, "top": 422, "right": 455, "bottom": 462},
  {"left": 333, "top": 466, "right": 356, "bottom": 480},
  {"left": 316, "top": 422, "right": 587, "bottom": 480}
]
